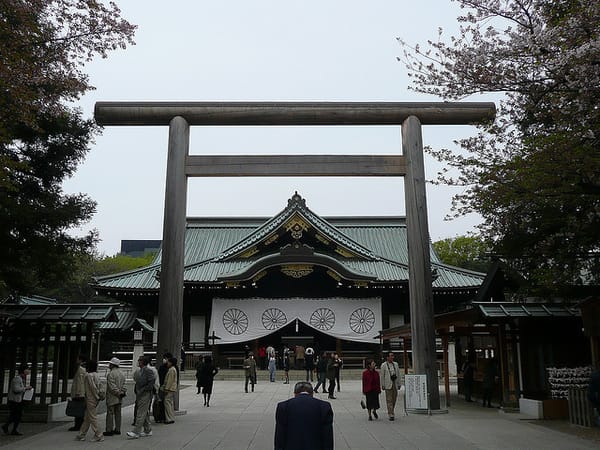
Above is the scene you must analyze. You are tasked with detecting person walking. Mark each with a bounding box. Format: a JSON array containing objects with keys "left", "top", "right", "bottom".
[
  {"left": 282, "top": 350, "right": 290, "bottom": 384},
  {"left": 2, "top": 363, "right": 32, "bottom": 436},
  {"left": 305, "top": 346, "right": 315, "bottom": 382},
  {"left": 258, "top": 346, "right": 267, "bottom": 370},
  {"left": 266, "top": 344, "right": 275, "bottom": 359},
  {"left": 199, "top": 355, "right": 219, "bottom": 406},
  {"left": 76, "top": 359, "right": 104, "bottom": 442},
  {"left": 162, "top": 357, "right": 178, "bottom": 424},
  {"left": 380, "top": 352, "right": 400, "bottom": 421},
  {"left": 195, "top": 356, "right": 205, "bottom": 394},
  {"left": 154, "top": 352, "right": 172, "bottom": 423},
  {"left": 149, "top": 360, "right": 161, "bottom": 423},
  {"left": 314, "top": 353, "right": 327, "bottom": 394},
  {"left": 180, "top": 345, "right": 186, "bottom": 372},
  {"left": 334, "top": 354, "right": 343, "bottom": 392},
  {"left": 462, "top": 359, "right": 476, "bottom": 403},
  {"left": 131, "top": 364, "right": 140, "bottom": 427},
  {"left": 244, "top": 352, "right": 257, "bottom": 393},
  {"left": 268, "top": 354, "right": 277, "bottom": 382},
  {"left": 68, "top": 354, "right": 86, "bottom": 431},
  {"left": 127, "top": 356, "right": 155, "bottom": 439},
  {"left": 104, "top": 357, "right": 126, "bottom": 436},
  {"left": 326, "top": 353, "right": 338, "bottom": 399},
  {"left": 362, "top": 359, "right": 381, "bottom": 421},
  {"left": 274, "top": 381, "right": 334, "bottom": 450}
]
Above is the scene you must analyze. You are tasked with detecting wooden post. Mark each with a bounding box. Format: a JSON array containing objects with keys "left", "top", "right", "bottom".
[
  {"left": 51, "top": 325, "right": 61, "bottom": 404},
  {"left": 157, "top": 116, "right": 189, "bottom": 409},
  {"left": 442, "top": 334, "right": 450, "bottom": 407},
  {"left": 40, "top": 325, "right": 50, "bottom": 405},
  {"left": 61, "top": 325, "right": 71, "bottom": 399},
  {"left": 402, "top": 115, "right": 440, "bottom": 410},
  {"left": 402, "top": 338, "right": 409, "bottom": 374}
]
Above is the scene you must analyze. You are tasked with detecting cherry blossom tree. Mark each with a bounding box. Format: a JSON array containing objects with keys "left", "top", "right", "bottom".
[{"left": 399, "top": 0, "right": 600, "bottom": 293}]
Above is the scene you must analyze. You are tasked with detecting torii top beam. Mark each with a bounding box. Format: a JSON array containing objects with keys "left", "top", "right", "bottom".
[{"left": 94, "top": 101, "right": 495, "bottom": 126}]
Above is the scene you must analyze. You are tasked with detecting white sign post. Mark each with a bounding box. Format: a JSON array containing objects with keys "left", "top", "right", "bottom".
[{"left": 404, "top": 374, "right": 429, "bottom": 414}]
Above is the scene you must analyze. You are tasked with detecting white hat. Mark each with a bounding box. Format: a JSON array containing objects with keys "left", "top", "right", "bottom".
[{"left": 109, "top": 357, "right": 121, "bottom": 367}]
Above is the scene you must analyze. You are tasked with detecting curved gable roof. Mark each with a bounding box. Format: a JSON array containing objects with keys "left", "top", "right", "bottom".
[
  {"left": 94, "top": 194, "right": 485, "bottom": 291},
  {"left": 215, "top": 193, "right": 377, "bottom": 261}
]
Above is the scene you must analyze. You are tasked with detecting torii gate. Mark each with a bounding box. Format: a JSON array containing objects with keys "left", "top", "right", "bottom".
[{"left": 95, "top": 101, "right": 495, "bottom": 410}]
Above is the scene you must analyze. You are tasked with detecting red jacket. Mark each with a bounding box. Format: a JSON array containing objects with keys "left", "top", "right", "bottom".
[{"left": 362, "top": 368, "right": 381, "bottom": 394}]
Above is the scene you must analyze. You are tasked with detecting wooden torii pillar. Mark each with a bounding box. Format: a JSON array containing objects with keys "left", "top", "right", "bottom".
[{"left": 95, "top": 101, "right": 495, "bottom": 410}]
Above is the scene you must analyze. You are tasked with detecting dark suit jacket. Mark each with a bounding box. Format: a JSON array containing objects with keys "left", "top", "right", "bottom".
[{"left": 274, "top": 393, "right": 333, "bottom": 450}]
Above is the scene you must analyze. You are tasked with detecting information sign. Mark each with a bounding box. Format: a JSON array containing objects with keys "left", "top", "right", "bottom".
[{"left": 404, "top": 374, "right": 428, "bottom": 410}]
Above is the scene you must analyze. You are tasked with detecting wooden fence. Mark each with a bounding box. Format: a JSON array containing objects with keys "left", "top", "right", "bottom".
[{"left": 568, "top": 387, "right": 595, "bottom": 427}]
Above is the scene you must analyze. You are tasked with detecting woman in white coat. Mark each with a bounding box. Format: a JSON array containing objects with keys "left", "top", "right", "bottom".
[{"left": 2, "top": 363, "right": 32, "bottom": 436}]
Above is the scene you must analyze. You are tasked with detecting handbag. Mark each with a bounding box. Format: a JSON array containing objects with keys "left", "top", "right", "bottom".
[
  {"left": 360, "top": 399, "right": 366, "bottom": 410},
  {"left": 65, "top": 399, "right": 85, "bottom": 418}
]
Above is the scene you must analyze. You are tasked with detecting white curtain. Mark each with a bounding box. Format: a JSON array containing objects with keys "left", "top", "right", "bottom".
[
  {"left": 210, "top": 297, "right": 382, "bottom": 344},
  {"left": 189, "top": 315, "right": 205, "bottom": 344}
]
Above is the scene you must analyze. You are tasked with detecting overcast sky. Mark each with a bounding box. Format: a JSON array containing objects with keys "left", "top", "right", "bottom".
[{"left": 65, "top": 0, "right": 490, "bottom": 255}]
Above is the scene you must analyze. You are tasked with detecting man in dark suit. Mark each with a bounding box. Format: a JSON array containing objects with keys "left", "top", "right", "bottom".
[{"left": 274, "top": 381, "right": 333, "bottom": 450}]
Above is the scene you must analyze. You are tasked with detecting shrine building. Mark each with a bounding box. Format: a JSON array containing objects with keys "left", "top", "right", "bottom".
[{"left": 94, "top": 193, "right": 484, "bottom": 364}]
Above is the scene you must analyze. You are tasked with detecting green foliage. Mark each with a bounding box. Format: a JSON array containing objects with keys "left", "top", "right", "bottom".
[
  {"left": 94, "top": 253, "right": 157, "bottom": 277},
  {"left": 399, "top": 0, "right": 600, "bottom": 291},
  {"left": 0, "top": 1, "right": 135, "bottom": 298},
  {"left": 433, "top": 235, "right": 490, "bottom": 273},
  {"left": 38, "top": 252, "right": 156, "bottom": 302}
]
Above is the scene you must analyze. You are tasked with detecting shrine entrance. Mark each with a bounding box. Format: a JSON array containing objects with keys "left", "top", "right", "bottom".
[{"left": 95, "top": 101, "right": 495, "bottom": 410}]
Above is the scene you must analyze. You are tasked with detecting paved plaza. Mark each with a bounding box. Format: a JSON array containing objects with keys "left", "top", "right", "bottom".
[{"left": 1, "top": 378, "right": 599, "bottom": 449}]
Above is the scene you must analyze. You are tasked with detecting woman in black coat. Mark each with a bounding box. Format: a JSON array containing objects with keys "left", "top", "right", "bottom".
[
  {"left": 198, "top": 356, "right": 219, "bottom": 407},
  {"left": 195, "top": 358, "right": 204, "bottom": 394}
]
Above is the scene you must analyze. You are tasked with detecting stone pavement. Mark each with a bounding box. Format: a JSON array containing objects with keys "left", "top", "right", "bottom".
[{"left": 1, "top": 378, "right": 599, "bottom": 449}]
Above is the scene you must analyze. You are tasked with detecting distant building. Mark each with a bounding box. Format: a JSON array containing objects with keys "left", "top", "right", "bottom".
[{"left": 120, "top": 239, "right": 161, "bottom": 257}]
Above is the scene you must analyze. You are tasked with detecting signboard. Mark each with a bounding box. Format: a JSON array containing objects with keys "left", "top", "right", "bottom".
[
  {"left": 134, "top": 330, "right": 143, "bottom": 341},
  {"left": 404, "top": 374, "right": 428, "bottom": 410}
]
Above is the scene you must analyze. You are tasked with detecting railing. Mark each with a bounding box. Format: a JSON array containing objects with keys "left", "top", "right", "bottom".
[
  {"left": 568, "top": 387, "right": 595, "bottom": 427},
  {"left": 341, "top": 356, "right": 366, "bottom": 369},
  {"left": 227, "top": 357, "right": 245, "bottom": 369}
]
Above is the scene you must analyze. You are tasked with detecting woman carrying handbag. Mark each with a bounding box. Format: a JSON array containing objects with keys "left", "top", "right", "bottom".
[{"left": 361, "top": 359, "right": 381, "bottom": 421}]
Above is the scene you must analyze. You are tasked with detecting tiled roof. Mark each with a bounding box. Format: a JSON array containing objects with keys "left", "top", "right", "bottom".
[
  {"left": 96, "top": 307, "right": 156, "bottom": 331},
  {"left": 477, "top": 303, "right": 580, "bottom": 318},
  {"left": 16, "top": 295, "right": 58, "bottom": 305},
  {"left": 215, "top": 193, "right": 376, "bottom": 260},
  {"left": 0, "top": 304, "right": 119, "bottom": 322},
  {"left": 95, "top": 194, "right": 484, "bottom": 291}
]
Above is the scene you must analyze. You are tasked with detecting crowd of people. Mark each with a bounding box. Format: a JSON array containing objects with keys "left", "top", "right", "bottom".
[
  {"left": 60, "top": 352, "right": 181, "bottom": 442},
  {"left": 9, "top": 346, "right": 597, "bottom": 448}
]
